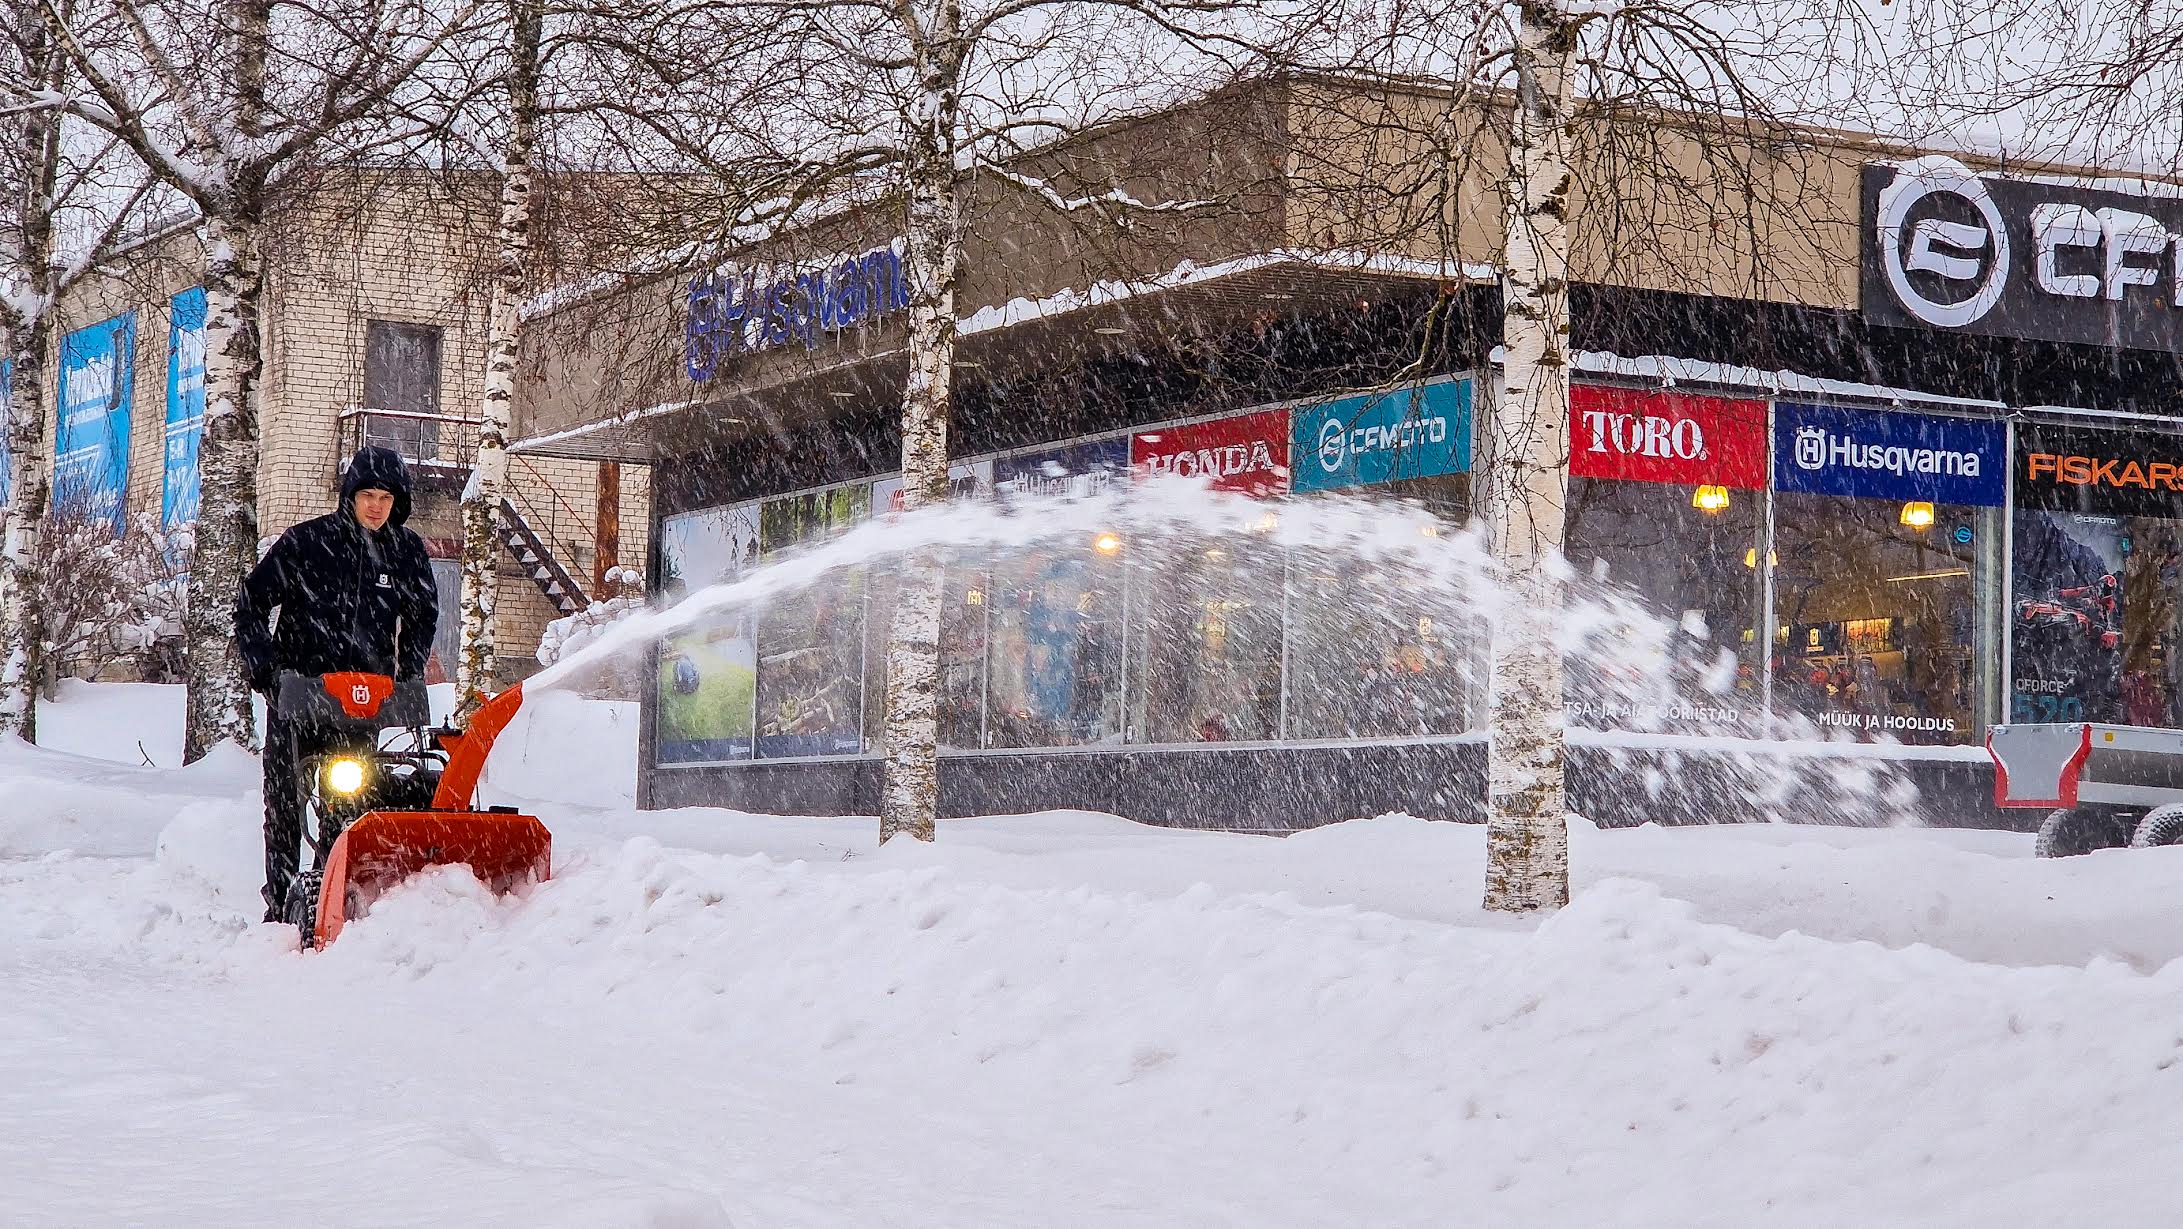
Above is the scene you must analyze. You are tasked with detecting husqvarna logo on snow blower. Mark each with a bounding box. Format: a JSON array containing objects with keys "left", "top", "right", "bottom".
[{"left": 351, "top": 683, "right": 372, "bottom": 707}]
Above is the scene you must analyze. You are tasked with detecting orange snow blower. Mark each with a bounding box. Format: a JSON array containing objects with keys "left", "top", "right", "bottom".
[{"left": 274, "top": 672, "right": 551, "bottom": 947}]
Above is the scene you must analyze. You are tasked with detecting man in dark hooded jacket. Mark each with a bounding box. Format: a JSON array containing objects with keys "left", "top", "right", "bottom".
[{"left": 236, "top": 445, "right": 440, "bottom": 919}]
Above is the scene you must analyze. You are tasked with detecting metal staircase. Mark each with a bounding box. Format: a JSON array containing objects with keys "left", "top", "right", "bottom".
[{"left": 498, "top": 497, "right": 590, "bottom": 615}]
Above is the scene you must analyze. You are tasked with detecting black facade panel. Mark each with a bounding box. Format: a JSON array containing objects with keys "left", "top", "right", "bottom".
[{"left": 641, "top": 744, "right": 2021, "bottom": 832}]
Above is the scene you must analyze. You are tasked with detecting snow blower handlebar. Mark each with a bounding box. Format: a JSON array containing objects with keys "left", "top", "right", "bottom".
[{"left": 431, "top": 682, "right": 526, "bottom": 811}]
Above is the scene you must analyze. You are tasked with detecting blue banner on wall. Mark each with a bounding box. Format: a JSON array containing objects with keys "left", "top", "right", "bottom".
[
  {"left": 1773, "top": 402, "right": 2006, "bottom": 507},
  {"left": 1289, "top": 377, "right": 1472, "bottom": 493},
  {"left": 993, "top": 437, "right": 1130, "bottom": 500},
  {"left": 163, "top": 288, "right": 207, "bottom": 529},
  {"left": 0, "top": 357, "right": 12, "bottom": 507},
  {"left": 53, "top": 312, "right": 136, "bottom": 530}
]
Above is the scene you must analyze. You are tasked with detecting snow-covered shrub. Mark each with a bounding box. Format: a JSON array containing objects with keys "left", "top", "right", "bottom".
[
  {"left": 35, "top": 503, "right": 189, "bottom": 694},
  {"left": 536, "top": 565, "right": 647, "bottom": 667}
]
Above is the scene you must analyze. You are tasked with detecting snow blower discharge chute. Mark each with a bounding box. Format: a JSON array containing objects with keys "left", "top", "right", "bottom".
[{"left": 274, "top": 672, "right": 551, "bottom": 946}]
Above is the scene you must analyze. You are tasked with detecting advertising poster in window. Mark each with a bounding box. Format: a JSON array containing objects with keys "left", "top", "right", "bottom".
[
  {"left": 2011, "top": 421, "right": 2183, "bottom": 727},
  {"left": 1130, "top": 409, "right": 1290, "bottom": 496},
  {"left": 52, "top": 312, "right": 136, "bottom": 530},
  {"left": 755, "top": 485, "right": 870, "bottom": 757},
  {"left": 1289, "top": 377, "right": 1472, "bottom": 493},
  {"left": 655, "top": 502, "right": 761, "bottom": 763},
  {"left": 993, "top": 438, "right": 1128, "bottom": 502},
  {"left": 1770, "top": 403, "right": 2004, "bottom": 744},
  {"left": 162, "top": 289, "right": 207, "bottom": 529}
]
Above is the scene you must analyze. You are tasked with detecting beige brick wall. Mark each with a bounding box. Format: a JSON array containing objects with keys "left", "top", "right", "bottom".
[{"left": 45, "top": 180, "right": 653, "bottom": 675}]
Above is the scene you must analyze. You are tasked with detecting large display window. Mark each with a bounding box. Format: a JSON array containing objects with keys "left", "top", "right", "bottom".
[
  {"left": 1127, "top": 410, "right": 1292, "bottom": 742},
  {"left": 752, "top": 486, "right": 869, "bottom": 757},
  {"left": 2011, "top": 422, "right": 2183, "bottom": 727},
  {"left": 1562, "top": 386, "right": 1768, "bottom": 733},
  {"left": 1767, "top": 403, "right": 2005, "bottom": 744},
  {"left": 1285, "top": 378, "right": 1479, "bottom": 739}
]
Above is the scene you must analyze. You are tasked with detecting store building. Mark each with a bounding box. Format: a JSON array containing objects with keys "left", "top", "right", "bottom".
[
  {"left": 511, "top": 78, "right": 2183, "bottom": 829},
  {"left": 11, "top": 176, "right": 649, "bottom": 683}
]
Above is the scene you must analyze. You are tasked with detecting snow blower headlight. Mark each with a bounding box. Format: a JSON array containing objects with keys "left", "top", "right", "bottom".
[{"left": 325, "top": 757, "right": 368, "bottom": 796}]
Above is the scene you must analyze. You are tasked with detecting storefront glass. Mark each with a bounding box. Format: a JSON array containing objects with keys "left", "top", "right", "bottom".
[
  {"left": 1767, "top": 403, "right": 2005, "bottom": 744},
  {"left": 751, "top": 485, "right": 869, "bottom": 757},
  {"left": 1562, "top": 386, "right": 1768, "bottom": 734},
  {"left": 1285, "top": 378, "right": 1479, "bottom": 738},
  {"left": 2011, "top": 421, "right": 2183, "bottom": 727},
  {"left": 1128, "top": 410, "right": 1290, "bottom": 742}
]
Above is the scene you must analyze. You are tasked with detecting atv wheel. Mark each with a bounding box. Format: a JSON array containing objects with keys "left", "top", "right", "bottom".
[
  {"left": 2130, "top": 804, "right": 2183, "bottom": 849},
  {"left": 282, "top": 870, "right": 324, "bottom": 946},
  {"left": 2034, "top": 807, "right": 2134, "bottom": 858}
]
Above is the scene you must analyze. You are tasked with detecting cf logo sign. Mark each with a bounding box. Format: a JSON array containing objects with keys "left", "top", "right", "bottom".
[{"left": 1876, "top": 157, "right": 2010, "bottom": 328}]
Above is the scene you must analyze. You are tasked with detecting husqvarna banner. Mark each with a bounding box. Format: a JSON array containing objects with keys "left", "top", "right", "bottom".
[
  {"left": 162, "top": 288, "right": 207, "bottom": 529},
  {"left": 1289, "top": 377, "right": 1471, "bottom": 493},
  {"left": 53, "top": 312, "right": 136, "bottom": 530},
  {"left": 1772, "top": 403, "right": 2006, "bottom": 506},
  {"left": 1568, "top": 385, "right": 1767, "bottom": 488}
]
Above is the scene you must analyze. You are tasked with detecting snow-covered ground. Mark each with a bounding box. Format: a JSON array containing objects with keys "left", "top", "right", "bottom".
[{"left": 5, "top": 684, "right": 2182, "bottom": 1227}]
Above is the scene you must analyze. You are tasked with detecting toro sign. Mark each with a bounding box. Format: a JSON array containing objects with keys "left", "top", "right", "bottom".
[{"left": 1569, "top": 386, "right": 1767, "bottom": 488}]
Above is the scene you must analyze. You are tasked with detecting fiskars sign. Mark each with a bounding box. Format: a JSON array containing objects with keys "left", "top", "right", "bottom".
[
  {"left": 1568, "top": 385, "right": 1767, "bottom": 488},
  {"left": 2016, "top": 420, "right": 2183, "bottom": 517}
]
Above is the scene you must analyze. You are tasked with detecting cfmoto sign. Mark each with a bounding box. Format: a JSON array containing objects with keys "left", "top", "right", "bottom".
[{"left": 1862, "top": 158, "right": 2183, "bottom": 351}]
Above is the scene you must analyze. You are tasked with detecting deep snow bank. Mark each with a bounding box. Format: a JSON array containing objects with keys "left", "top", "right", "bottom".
[{"left": 8, "top": 683, "right": 2183, "bottom": 1226}]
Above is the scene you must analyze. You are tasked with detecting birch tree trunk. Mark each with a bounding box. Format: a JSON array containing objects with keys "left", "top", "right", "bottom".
[
  {"left": 180, "top": 0, "right": 271, "bottom": 762},
  {"left": 0, "top": 0, "right": 61, "bottom": 741},
  {"left": 878, "top": 1, "right": 964, "bottom": 844},
  {"left": 0, "top": 316, "right": 54, "bottom": 740},
  {"left": 181, "top": 212, "right": 263, "bottom": 761},
  {"left": 1482, "top": 1, "right": 1578, "bottom": 913},
  {"left": 456, "top": 0, "right": 541, "bottom": 725}
]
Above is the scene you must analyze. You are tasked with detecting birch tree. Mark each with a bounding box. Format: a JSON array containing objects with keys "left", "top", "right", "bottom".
[
  {"left": 10, "top": 0, "right": 484, "bottom": 760},
  {"left": 602, "top": 0, "right": 1305, "bottom": 844},
  {"left": 1479, "top": 1, "right": 1582, "bottom": 912},
  {"left": 454, "top": 0, "right": 541, "bottom": 724},
  {"left": 1305, "top": 0, "right": 1852, "bottom": 909},
  {"left": 0, "top": 0, "right": 149, "bottom": 740}
]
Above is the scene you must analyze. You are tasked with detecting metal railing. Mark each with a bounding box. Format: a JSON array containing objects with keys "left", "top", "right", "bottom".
[
  {"left": 336, "top": 406, "right": 483, "bottom": 488},
  {"left": 334, "top": 405, "right": 645, "bottom": 599}
]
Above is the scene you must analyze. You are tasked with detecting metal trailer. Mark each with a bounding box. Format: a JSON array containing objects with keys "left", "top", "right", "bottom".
[{"left": 1986, "top": 722, "right": 2183, "bottom": 856}]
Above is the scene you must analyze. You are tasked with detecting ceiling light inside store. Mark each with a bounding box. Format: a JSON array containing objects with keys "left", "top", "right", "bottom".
[
  {"left": 1899, "top": 500, "right": 1936, "bottom": 529},
  {"left": 1094, "top": 326, "right": 1129, "bottom": 335},
  {"left": 1742, "top": 548, "right": 1777, "bottom": 569},
  {"left": 828, "top": 391, "right": 856, "bottom": 398},
  {"left": 1093, "top": 532, "right": 1123, "bottom": 555},
  {"left": 1692, "top": 485, "right": 1731, "bottom": 513}
]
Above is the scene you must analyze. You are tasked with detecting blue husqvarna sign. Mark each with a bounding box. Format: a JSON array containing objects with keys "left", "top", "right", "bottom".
[
  {"left": 1289, "top": 376, "right": 1472, "bottom": 493},
  {"left": 1772, "top": 402, "right": 2006, "bottom": 506}
]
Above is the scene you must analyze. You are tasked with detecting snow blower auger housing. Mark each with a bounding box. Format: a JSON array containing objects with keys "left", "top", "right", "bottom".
[
  {"left": 274, "top": 672, "right": 551, "bottom": 946},
  {"left": 1986, "top": 722, "right": 2183, "bottom": 856}
]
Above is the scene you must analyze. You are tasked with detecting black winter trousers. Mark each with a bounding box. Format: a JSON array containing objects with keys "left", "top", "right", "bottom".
[{"left": 261, "top": 715, "right": 342, "bottom": 920}]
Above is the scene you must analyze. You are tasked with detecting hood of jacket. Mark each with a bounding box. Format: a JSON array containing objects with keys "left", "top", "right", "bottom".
[{"left": 340, "top": 445, "right": 415, "bottom": 529}]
